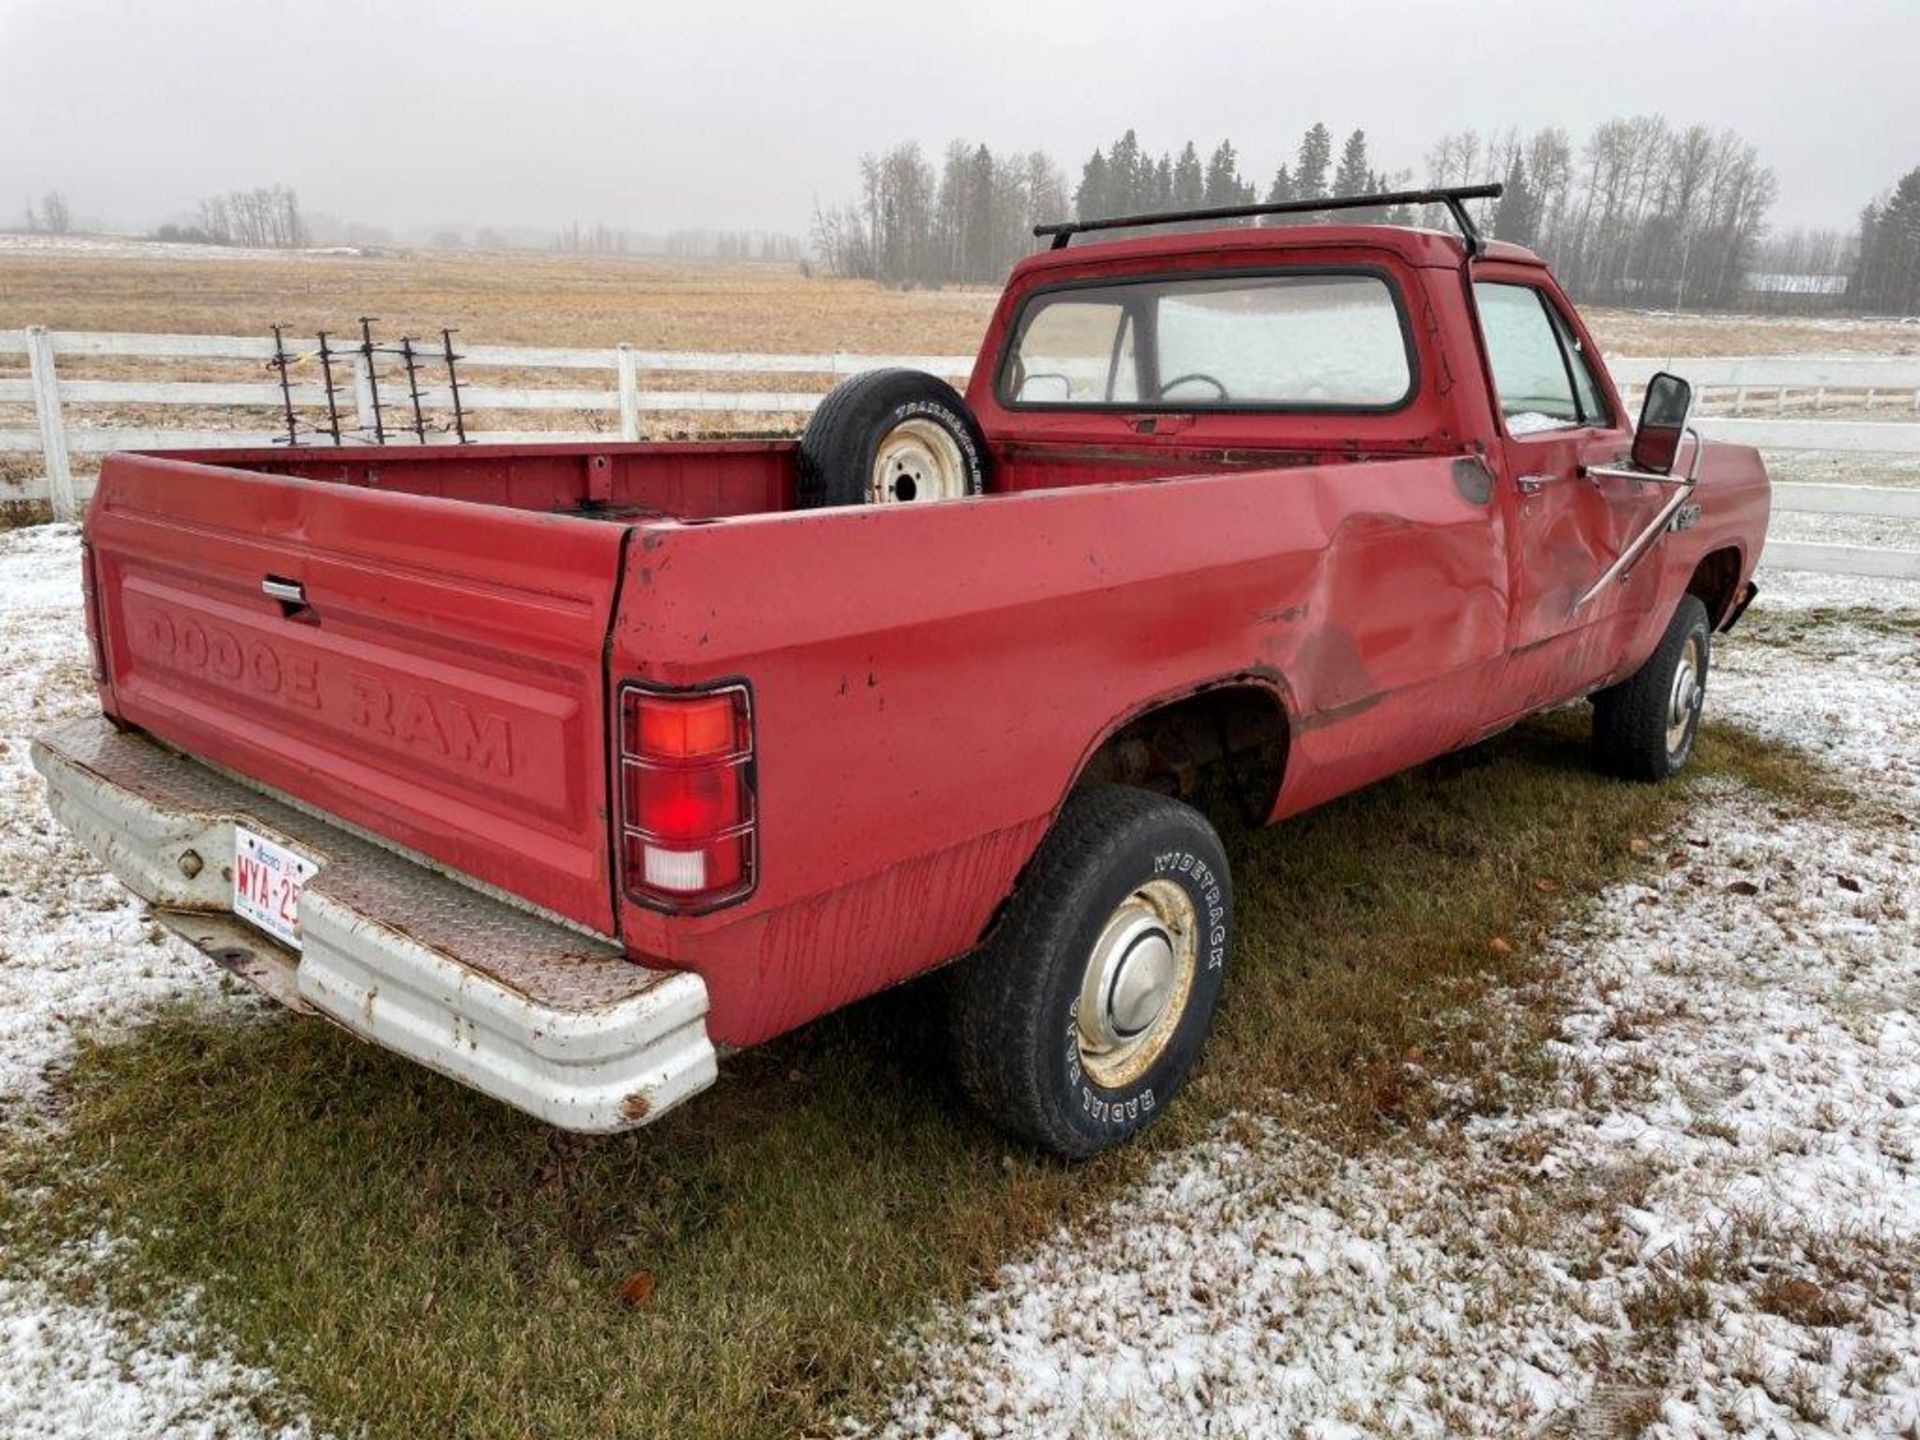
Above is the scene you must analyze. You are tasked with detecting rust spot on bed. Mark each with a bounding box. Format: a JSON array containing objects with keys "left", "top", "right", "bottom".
[{"left": 1256, "top": 604, "right": 1310, "bottom": 624}]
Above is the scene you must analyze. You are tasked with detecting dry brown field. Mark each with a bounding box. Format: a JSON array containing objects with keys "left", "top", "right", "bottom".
[
  {"left": 4, "top": 248, "right": 1918, "bottom": 359},
  {"left": 0, "top": 252, "right": 999, "bottom": 355}
]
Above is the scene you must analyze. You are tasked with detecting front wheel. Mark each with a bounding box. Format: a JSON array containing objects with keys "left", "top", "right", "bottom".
[
  {"left": 1591, "top": 594, "right": 1711, "bottom": 781},
  {"left": 949, "top": 787, "right": 1232, "bottom": 1159}
]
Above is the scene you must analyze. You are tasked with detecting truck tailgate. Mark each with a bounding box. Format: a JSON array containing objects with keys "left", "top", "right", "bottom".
[{"left": 86, "top": 455, "right": 628, "bottom": 933}]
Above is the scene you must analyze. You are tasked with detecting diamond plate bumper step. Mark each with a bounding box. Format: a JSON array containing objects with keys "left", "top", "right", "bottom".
[{"left": 30, "top": 715, "right": 717, "bottom": 1133}]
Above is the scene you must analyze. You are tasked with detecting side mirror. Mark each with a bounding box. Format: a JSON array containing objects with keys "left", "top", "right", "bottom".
[{"left": 1631, "top": 371, "right": 1693, "bottom": 475}]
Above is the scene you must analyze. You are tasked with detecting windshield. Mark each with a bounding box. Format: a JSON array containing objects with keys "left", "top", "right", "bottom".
[{"left": 999, "top": 270, "right": 1414, "bottom": 411}]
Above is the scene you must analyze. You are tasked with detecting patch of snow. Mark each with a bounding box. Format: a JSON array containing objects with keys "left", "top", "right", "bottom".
[
  {"left": 1767, "top": 510, "right": 1920, "bottom": 556},
  {"left": 0, "top": 232, "right": 360, "bottom": 263},
  {"left": 873, "top": 592, "right": 1920, "bottom": 1438},
  {"left": 1716, "top": 598, "right": 1920, "bottom": 808},
  {"left": 1515, "top": 786, "right": 1920, "bottom": 1437},
  {"left": 1755, "top": 566, "right": 1920, "bottom": 615},
  {"left": 1607, "top": 310, "right": 1920, "bottom": 339},
  {"left": 0, "top": 524, "right": 308, "bottom": 1439},
  {"left": 1766, "top": 451, "right": 1920, "bottom": 492},
  {"left": 0, "top": 1261, "right": 311, "bottom": 1440},
  {"left": 0, "top": 525, "right": 230, "bottom": 1113}
]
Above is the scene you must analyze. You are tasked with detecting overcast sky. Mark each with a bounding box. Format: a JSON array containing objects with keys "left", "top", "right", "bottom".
[{"left": 0, "top": 0, "right": 1912, "bottom": 240}]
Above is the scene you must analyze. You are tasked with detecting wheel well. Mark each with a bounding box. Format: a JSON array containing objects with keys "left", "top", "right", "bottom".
[
  {"left": 1687, "top": 546, "right": 1745, "bottom": 628},
  {"left": 1072, "top": 683, "right": 1289, "bottom": 830}
]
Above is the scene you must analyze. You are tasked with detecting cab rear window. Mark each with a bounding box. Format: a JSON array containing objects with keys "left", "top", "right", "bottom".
[{"left": 998, "top": 270, "right": 1415, "bottom": 412}]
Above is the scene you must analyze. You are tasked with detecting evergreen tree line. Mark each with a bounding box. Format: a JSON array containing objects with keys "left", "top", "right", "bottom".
[
  {"left": 1856, "top": 167, "right": 1920, "bottom": 314},
  {"left": 816, "top": 116, "right": 1917, "bottom": 315},
  {"left": 812, "top": 125, "right": 1405, "bottom": 288},
  {"left": 1075, "top": 124, "right": 1415, "bottom": 228}
]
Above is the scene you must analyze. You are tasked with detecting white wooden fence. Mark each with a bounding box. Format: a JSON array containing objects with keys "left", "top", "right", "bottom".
[
  {"left": 0, "top": 326, "right": 976, "bottom": 520},
  {"left": 3, "top": 328, "right": 1917, "bottom": 580}
]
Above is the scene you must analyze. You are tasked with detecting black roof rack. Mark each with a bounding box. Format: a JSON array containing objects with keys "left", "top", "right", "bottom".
[{"left": 1034, "top": 182, "right": 1504, "bottom": 256}]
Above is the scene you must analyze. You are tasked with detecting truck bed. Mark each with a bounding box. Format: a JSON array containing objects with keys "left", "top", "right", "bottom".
[
  {"left": 83, "top": 437, "right": 1468, "bottom": 971},
  {"left": 167, "top": 438, "right": 804, "bottom": 520}
]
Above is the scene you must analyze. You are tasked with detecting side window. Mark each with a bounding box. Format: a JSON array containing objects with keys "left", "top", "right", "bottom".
[
  {"left": 1473, "top": 282, "right": 1579, "bottom": 434},
  {"left": 1544, "top": 301, "right": 1612, "bottom": 427},
  {"left": 1006, "top": 298, "right": 1138, "bottom": 404}
]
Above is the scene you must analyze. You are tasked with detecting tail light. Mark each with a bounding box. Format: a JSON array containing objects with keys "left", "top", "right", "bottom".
[{"left": 618, "top": 683, "right": 755, "bottom": 913}]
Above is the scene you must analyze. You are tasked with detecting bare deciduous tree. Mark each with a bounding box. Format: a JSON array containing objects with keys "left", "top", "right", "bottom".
[{"left": 196, "top": 185, "right": 307, "bottom": 249}]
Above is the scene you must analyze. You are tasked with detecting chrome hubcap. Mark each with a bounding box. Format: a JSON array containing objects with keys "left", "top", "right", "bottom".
[
  {"left": 1667, "top": 633, "right": 1704, "bottom": 753},
  {"left": 1077, "top": 879, "right": 1198, "bottom": 1089},
  {"left": 870, "top": 418, "right": 968, "bottom": 504}
]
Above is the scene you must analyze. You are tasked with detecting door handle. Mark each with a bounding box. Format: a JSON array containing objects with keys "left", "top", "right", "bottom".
[{"left": 1516, "top": 474, "right": 1552, "bottom": 496}]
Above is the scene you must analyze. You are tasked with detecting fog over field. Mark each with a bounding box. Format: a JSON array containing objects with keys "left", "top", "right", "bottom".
[{"left": 0, "top": 0, "right": 1913, "bottom": 239}]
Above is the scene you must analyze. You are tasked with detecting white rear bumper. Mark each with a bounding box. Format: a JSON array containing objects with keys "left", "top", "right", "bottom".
[{"left": 31, "top": 715, "right": 717, "bottom": 1133}]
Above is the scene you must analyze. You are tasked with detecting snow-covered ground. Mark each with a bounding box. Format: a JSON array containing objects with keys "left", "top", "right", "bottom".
[
  {"left": 0, "top": 232, "right": 364, "bottom": 263},
  {"left": 877, "top": 570, "right": 1920, "bottom": 1439},
  {"left": 1764, "top": 448, "right": 1920, "bottom": 562},
  {"left": 1, "top": 524, "right": 1915, "bottom": 1438}
]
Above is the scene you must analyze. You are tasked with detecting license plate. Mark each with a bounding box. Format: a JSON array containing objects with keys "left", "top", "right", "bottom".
[{"left": 232, "top": 826, "right": 318, "bottom": 950}]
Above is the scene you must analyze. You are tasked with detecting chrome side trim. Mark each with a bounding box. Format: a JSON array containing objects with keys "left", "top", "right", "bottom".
[{"left": 1574, "top": 426, "right": 1704, "bottom": 611}]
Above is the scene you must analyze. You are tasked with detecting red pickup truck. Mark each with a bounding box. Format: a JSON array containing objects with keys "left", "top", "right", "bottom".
[{"left": 33, "top": 187, "right": 1767, "bottom": 1157}]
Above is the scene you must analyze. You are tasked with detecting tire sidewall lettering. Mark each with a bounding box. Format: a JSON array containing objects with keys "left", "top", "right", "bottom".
[
  {"left": 1153, "top": 847, "right": 1228, "bottom": 970},
  {"left": 884, "top": 399, "right": 985, "bottom": 493},
  {"left": 1051, "top": 837, "right": 1230, "bottom": 1137}
]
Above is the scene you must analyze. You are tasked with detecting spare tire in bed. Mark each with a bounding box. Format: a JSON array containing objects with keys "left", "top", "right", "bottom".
[{"left": 796, "top": 368, "right": 989, "bottom": 508}]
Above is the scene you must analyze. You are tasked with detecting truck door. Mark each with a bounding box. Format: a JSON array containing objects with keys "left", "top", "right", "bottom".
[{"left": 1471, "top": 273, "right": 1655, "bottom": 689}]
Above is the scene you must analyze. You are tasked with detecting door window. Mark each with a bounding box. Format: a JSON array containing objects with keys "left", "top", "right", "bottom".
[
  {"left": 1545, "top": 301, "right": 1611, "bottom": 426},
  {"left": 1473, "top": 282, "right": 1582, "bottom": 434}
]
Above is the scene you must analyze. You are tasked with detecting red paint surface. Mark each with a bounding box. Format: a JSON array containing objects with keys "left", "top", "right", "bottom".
[{"left": 83, "top": 225, "right": 1768, "bottom": 1049}]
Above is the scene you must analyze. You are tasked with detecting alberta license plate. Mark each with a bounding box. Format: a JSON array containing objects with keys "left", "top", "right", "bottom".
[{"left": 232, "top": 826, "right": 318, "bottom": 950}]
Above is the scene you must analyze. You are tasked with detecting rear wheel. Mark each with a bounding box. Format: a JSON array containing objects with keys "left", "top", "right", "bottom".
[
  {"left": 796, "top": 369, "right": 988, "bottom": 509},
  {"left": 949, "top": 787, "right": 1232, "bottom": 1159},
  {"left": 1592, "top": 594, "right": 1711, "bottom": 781}
]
